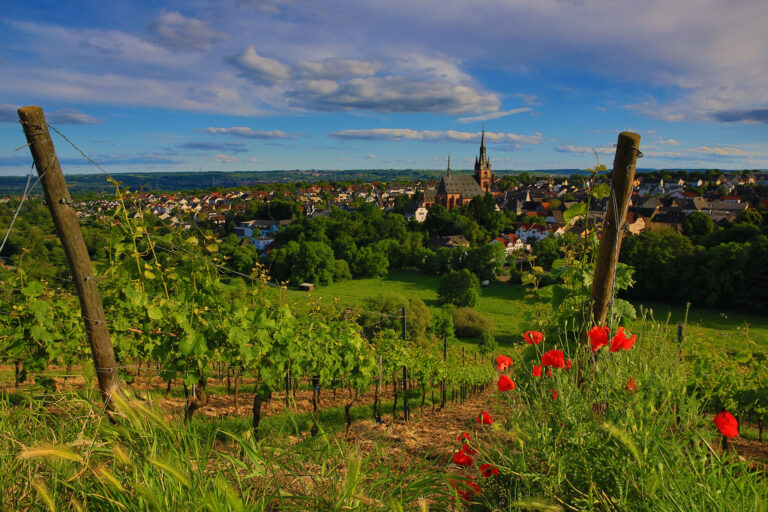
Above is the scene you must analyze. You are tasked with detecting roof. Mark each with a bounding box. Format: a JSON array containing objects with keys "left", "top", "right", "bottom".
[{"left": 437, "top": 174, "right": 485, "bottom": 199}]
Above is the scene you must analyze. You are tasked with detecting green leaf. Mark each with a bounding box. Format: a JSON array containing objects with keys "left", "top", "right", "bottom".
[
  {"left": 564, "top": 202, "right": 587, "bottom": 223},
  {"left": 146, "top": 305, "right": 163, "bottom": 321},
  {"left": 591, "top": 183, "right": 611, "bottom": 199},
  {"left": 22, "top": 281, "right": 44, "bottom": 297},
  {"left": 734, "top": 349, "right": 752, "bottom": 364},
  {"left": 551, "top": 284, "right": 571, "bottom": 311}
]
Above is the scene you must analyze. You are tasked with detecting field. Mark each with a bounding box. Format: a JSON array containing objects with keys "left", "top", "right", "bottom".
[{"left": 283, "top": 269, "right": 768, "bottom": 349}]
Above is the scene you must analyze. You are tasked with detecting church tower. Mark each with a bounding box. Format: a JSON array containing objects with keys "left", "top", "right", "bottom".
[{"left": 474, "top": 129, "right": 494, "bottom": 193}]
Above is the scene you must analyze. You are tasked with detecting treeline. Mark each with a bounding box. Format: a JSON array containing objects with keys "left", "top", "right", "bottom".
[
  {"left": 620, "top": 209, "right": 768, "bottom": 313},
  {"left": 263, "top": 198, "right": 513, "bottom": 286}
]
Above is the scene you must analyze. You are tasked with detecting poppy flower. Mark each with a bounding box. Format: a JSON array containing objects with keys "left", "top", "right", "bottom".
[
  {"left": 588, "top": 326, "right": 610, "bottom": 352},
  {"left": 625, "top": 378, "right": 636, "bottom": 392},
  {"left": 450, "top": 477, "right": 480, "bottom": 502},
  {"left": 480, "top": 463, "right": 499, "bottom": 477},
  {"left": 532, "top": 365, "right": 542, "bottom": 377},
  {"left": 523, "top": 330, "right": 544, "bottom": 345},
  {"left": 457, "top": 432, "right": 470, "bottom": 442},
  {"left": 461, "top": 443, "right": 478, "bottom": 456},
  {"left": 476, "top": 411, "right": 493, "bottom": 425},
  {"left": 541, "top": 349, "right": 565, "bottom": 368},
  {"left": 610, "top": 327, "right": 637, "bottom": 352},
  {"left": 713, "top": 411, "right": 739, "bottom": 438},
  {"left": 495, "top": 354, "right": 513, "bottom": 371},
  {"left": 566, "top": 358, "right": 572, "bottom": 370},
  {"left": 549, "top": 389, "right": 558, "bottom": 400},
  {"left": 452, "top": 450, "right": 473, "bottom": 466},
  {"left": 497, "top": 375, "right": 515, "bottom": 391}
]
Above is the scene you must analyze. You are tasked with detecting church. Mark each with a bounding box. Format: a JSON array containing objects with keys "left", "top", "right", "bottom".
[{"left": 430, "top": 130, "right": 495, "bottom": 210}]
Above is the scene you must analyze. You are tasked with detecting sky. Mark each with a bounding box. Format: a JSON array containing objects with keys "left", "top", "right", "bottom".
[{"left": 1, "top": 0, "right": 767, "bottom": 175}]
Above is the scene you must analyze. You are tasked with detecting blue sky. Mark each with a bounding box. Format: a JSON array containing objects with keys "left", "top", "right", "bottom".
[{"left": 1, "top": 0, "right": 766, "bottom": 175}]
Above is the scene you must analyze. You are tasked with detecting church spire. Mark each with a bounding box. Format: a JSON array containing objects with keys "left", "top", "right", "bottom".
[{"left": 446, "top": 154, "right": 451, "bottom": 176}]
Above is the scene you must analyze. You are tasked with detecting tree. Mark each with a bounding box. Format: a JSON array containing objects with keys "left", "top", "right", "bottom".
[
  {"left": 682, "top": 211, "right": 714, "bottom": 240},
  {"left": 407, "top": 298, "right": 431, "bottom": 344},
  {"left": 465, "top": 242, "right": 506, "bottom": 281},
  {"left": 351, "top": 245, "right": 389, "bottom": 277},
  {"left": 438, "top": 269, "right": 480, "bottom": 307},
  {"left": 533, "top": 236, "right": 561, "bottom": 270},
  {"left": 291, "top": 241, "right": 335, "bottom": 285},
  {"left": 735, "top": 209, "right": 763, "bottom": 226}
]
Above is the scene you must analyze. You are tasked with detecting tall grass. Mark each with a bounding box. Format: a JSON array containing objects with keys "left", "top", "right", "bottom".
[
  {"left": 0, "top": 388, "right": 448, "bottom": 511},
  {"left": 468, "top": 314, "right": 767, "bottom": 511}
]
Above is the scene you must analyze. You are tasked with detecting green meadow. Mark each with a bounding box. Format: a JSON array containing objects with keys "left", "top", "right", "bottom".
[{"left": 284, "top": 269, "right": 768, "bottom": 350}]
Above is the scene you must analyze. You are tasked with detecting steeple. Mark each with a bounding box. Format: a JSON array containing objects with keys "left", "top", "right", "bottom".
[
  {"left": 479, "top": 128, "right": 488, "bottom": 166},
  {"left": 446, "top": 155, "right": 451, "bottom": 176}
]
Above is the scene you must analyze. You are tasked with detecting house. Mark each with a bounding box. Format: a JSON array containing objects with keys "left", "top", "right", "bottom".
[
  {"left": 235, "top": 219, "right": 293, "bottom": 251},
  {"left": 404, "top": 202, "right": 429, "bottom": 223}
]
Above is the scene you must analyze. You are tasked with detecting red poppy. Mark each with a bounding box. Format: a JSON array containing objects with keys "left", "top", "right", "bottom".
[
  {"left": 461, "top": 443, "right": 478, "bottom": 456},
  {"left": 588, "top": 326, "right": 610, "bottom": 352},
  {"left": 610, "top": 327, "right": 637, "bottom": 352},
  {"left": 497, "top": 375, "right": 515, "bottom": 391},
  {"left": 476, "top": 411, "right": 493, "bottom": 425},
  {"left": 480, "top": 463, "right": 499, "bottom": 477},
  {"left": 532, "top": 365, "right": 542, "bottom": 377},
  {"left": 452, "top": 450, "right": 473, "bottom": 466},
  {"left": 566, "top": 358, "right": 572, "bottom": 370},
  {"left": 457, "top": 432, "right": 470, "bottom": 442},
  {"left": 713, "top": 411, "right": 739, "bottom": 438},
  {"left": 449, "top": 477, "right": 480, "bottom": 502},
  {"left": 495, "top": 354, "right": 513, "bottom": 371},
  {"left": 549, "top": 388, "right": 558, "bottom": 400},
  {"left": 523, "top": 330, "right": 544, "bottom": 345},
  {"left": 625, "top": 377, "right": 636, "bottom": 392},
  {"left": 541, "top": 349, "right": 565, "bottom": 368}
]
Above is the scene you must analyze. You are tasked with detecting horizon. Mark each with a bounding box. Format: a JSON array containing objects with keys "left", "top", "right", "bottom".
[{"left": 2, "top": 1, "right": 767, "bottom": 175}]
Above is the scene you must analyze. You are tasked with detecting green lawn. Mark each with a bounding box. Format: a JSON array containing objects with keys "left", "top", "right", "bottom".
[
  {"left": 282, "top": 269, "right": 530, "bottom": 348},
  {"left": 281, "top": 269, "right": 768, "bottom": 351}
]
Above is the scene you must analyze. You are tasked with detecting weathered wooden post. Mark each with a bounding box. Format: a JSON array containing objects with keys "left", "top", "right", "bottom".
[
  {"left": 590, "top": 132, "right": 641, "bottom": 328},
  {"left": 17, "top": 106, "right": 120, "bottom": 410}
]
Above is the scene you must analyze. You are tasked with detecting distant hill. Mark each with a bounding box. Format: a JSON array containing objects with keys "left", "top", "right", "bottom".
[{"left": 0, "top": 167, "right": 716, "bottom": 195}]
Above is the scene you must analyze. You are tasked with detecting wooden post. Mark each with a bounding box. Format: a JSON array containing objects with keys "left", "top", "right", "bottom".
[
  {"left": 401, "top": 305, "right": 409, "bottom": 421},
  {"left": 17, "top": 106, "right": 120, "bottom": 409},
  {"left": 590, "top": 132, "right": 641, "bottom": 328}
]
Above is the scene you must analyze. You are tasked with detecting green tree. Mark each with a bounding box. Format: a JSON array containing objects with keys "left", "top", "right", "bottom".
[
  {"left": 351, "top": 245, "right": 389, "bottom": 277},
  {"left": 682, "top": 211, "right": 714, "bottom": 240},
  {"left": 438, "top": 268, "right": 480, "bottom": 307},
  {"left": 291, "top": 241, "right": 335, "bottom": 285},
  {"left": 533, "top": 236, "right": 561, "bottom": 270}
]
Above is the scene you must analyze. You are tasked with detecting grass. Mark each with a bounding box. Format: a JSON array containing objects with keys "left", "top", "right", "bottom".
[
  {"left": 280, "top": 268, "right": 768, "bottom": 351},
  {"left": 283, "top": 269, "right": 529, "bottom": 347}
]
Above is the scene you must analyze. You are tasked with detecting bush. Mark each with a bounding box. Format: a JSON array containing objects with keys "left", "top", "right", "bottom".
[
  {"left": 452, "top": 307, "right": 493, "bottom": 338},
  {"left": 479, "top": 331, "right": 497, "bottom": 354},
  {"left": 333, "top": 259, "right": 352, "bottom": 281},
  {"left": 438, "top": 268, "right": 480, "bottom": 307}
]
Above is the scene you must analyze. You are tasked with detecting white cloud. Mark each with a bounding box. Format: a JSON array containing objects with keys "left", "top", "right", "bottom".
[
  {"left": 658, "top": 137, "right": 680, "bottom": 146},
  {"left": 692, "top": 146, "right": 766, "bottom": 158},
  {"left": 203, "top": 126, "right": 298, "bottom": 139},
  {"left": 296, "top": 58, "right": 380, "bottom": 80},
  {"left": 214, "top": 154, "right": 240, "bottom": 163},
  {"left": 228, "top": 46, "right": 292, "bottom": 84},
  {"left": 148, "top": 11, "right": 227, "bottom": 52},
  {"left": 457, "top": 108, "right": 532, "bottom": 123},
  {"left": 329, "top": 128, "right": 542, "bottom": 144},
  {"left": 48, "top": 108, "right": 103, "bottom": 125},
  {"left": 554, "top": 145, "right": 615, "bottom": 155}
]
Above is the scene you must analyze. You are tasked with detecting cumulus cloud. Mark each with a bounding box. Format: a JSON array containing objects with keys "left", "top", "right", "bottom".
[
  {"left": 554, "top": 145, "right": 615, "bottom": 155},
  {"left": 228, "top": 46, "right": 292, "bottom": 84},
  {"left": 296, "top": 58, "right": 381, "bottom": 80},
  {"left": 149, "top": 11, "right": 227, "bottom": 52},
  {"left": 179, "top": 141, "right": 248, "bottom": 153},
  {"left": 658, "top": 137, "right": 680, "bottom": 146},
  {"left": 203, "top": 126, "right": 298, "bottom": 139},
  {"left": 287, "top": 76, "right": 499, "bottom": 114},
  {"left": 328, "top": 128, "right": 542, "bottom": 144}
]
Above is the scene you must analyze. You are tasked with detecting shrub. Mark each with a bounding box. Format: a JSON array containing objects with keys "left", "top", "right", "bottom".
[
  {"left": 452, "top": 307, "right": 493, "bottom": 338},
  {"left": 333, "top": 259, "right": 352, "bottom": 281},
  {"left": 438, "top": 268, "right": 480, "bottom": 307},
  {"left": 479, "top": 331, "right": 497, "bottom": 354}
]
